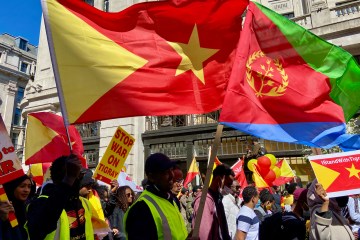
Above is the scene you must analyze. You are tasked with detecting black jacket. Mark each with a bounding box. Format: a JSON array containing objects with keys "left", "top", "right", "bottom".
[{"left": 26, "top": 182, "right": 84, "bottom": 240}]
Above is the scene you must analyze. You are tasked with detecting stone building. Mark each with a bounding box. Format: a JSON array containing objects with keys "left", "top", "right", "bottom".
[
  {"left": 0, "top": 33, "right": 37, "bottom": 159},
  {"left": 21, "top": 0, "right": 360, "bottom": 184}
]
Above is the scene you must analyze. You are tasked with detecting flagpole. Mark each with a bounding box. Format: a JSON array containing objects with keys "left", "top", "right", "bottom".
[
  {"left": 41, "top": 0, "right": 73, "bottom": 151},
  {"left": 192, "top": 124, "right": 224, "bottom": 238}
]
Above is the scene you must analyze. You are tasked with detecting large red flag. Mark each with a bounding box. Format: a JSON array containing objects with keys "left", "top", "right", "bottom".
[
  {"left": 42, "top": 0, "right": 248, "bottom": 124},
  {"left": 25, "top": 112, "right": 84, "bottom": 165}
]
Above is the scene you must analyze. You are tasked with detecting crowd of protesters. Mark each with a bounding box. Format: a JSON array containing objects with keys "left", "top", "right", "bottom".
[{"left": 1, "top": 152, "right": 360, "bottom": 239}]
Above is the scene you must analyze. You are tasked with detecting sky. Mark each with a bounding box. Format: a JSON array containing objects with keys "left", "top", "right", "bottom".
[{"left": 0, "top": 0, "right": 42, "bottom": 46}]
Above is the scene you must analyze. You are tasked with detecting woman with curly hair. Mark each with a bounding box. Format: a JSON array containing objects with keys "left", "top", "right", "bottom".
[{"left": 108, "top": 186, "right": 135, "bottom": 240}]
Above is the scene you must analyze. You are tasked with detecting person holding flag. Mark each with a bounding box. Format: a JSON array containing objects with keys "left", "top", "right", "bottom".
[
  {"left": 25, "top": 154, "right": 95, "bottom": 240},
  {"left": 192, "top": 164, "right": 234, "bottom": 240}
]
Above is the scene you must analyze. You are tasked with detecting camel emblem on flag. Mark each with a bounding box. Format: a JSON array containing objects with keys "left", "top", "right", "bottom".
[{"left": 246, "top": 50, "right": 288, "bottom": 97}]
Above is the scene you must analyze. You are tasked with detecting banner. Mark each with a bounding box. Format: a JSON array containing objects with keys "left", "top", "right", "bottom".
[
  {"left": 309, "top": 150, "right": 360, "bottom": 198},
  {"left": 118, "top": 171, "right": 143, "bottom": 193},
  {"left": 0, "top": 116, "right": 24, "bottom": 184},
  {"left": 93, "top": 126, "right": 135, "bottom": 184}
]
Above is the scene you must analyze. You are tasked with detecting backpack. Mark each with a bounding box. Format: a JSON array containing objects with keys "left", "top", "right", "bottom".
[
  {"left": 258, "top": 212, "right": 283, "bottom": 240},
  {"left": 259, "top": 212, "right": 306, "bottom": 240}
]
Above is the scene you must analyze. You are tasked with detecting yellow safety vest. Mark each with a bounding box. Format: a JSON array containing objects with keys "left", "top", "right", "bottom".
[
  {"left": 124, "top": 190, "right": 188, "bottom": 240},
  {"left": 25, "top": 195, "right": 94, "bottom": 240}
]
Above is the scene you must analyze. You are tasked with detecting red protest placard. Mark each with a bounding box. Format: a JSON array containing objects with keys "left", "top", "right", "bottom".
[
  {"left": 0, "top": 116, "right": 24, "bottom": 184},
  {"left": 309, "top": 150, "right": 360, "bottom": 198}
]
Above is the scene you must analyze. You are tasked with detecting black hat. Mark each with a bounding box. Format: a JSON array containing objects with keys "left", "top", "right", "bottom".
[
  {"left": 80, "top": 169, "right": 95, "bottom": 188},
  {"left": 145, "top": 153, "right": 176, "bottom": 175}
]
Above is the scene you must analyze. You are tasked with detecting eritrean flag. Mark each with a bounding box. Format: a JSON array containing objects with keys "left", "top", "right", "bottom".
[
  {"left": 41, "top": 0, "right": 248, "bottom": 124},
  {"left": 220, "top": 2, "right": 360, "bottom": 150}
]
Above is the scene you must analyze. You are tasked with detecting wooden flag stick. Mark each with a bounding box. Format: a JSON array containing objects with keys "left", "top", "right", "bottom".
[{"left": 192, "top": 124, "right": 224, "bottom": 238}]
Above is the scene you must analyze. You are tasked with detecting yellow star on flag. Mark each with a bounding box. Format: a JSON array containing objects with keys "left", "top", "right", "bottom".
[
  {"left": 345, "top": 163, "right": 360, "bottom": 179},
  {"left": 167, "top": 25, "right": 219, "bottom": 84}
]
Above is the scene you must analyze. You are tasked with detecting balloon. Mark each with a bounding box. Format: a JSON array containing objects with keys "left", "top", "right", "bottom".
[
  {"left": 259, "top": 167, "right": 270, "bottom": 177},
  {"left": 247, "top": 159, "right": 258, "bottom": 172},
  {"left": 265, "top": 154, "right": 277, "bottom": 166},
  {"left": 272, "top": 166, "right": 281, "bottom": 178},
  {"left": 252, "top": 173, "right": 255, "bottom": 182},
  {"left": 263, "top": 169, "right": 276, "bottom": 184},
  {"left": 257, "top": 156, "right": 271, "bottom": 169}
]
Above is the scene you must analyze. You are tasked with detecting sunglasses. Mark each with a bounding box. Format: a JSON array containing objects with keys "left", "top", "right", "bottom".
[{"left": 126, "top": 193, "right": 134, "bottom": 197}]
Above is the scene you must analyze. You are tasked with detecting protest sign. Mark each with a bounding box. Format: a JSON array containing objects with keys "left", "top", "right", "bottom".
[
  {"left": 93, "top": 126, "right": 135, "bottom": 184},
  {"left": 118, "top": 170, "right": 143, "bottom": 192},
  {"left": 309, "top": 150, "right": 360, "bottom": 198},
  {"left": 0, "top": 115, "right": 24, "bottom": 227},
  {"left": 0, "top": 116, "right": 24, "bottom": 184}
]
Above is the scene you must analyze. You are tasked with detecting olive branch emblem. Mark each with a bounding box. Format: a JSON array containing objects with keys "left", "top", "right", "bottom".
[{"left": 246, "top": 50, "right": 288, "bottom": 97}]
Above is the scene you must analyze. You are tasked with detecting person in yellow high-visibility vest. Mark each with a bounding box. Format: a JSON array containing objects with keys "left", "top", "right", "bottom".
[
  {"left": 124, "top": 153, "right": 188, "bottom": 240},
  {"left": 25, "top": 154, "right": 94, "bottom": 240}
]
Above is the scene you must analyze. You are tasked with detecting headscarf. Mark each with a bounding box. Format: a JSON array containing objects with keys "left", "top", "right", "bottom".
[
  {"left": 2, "top": 175, "right": 36, "bottom": 229},
  {"left": 3, "top": 175, "right": 35, "bottom": 202}
]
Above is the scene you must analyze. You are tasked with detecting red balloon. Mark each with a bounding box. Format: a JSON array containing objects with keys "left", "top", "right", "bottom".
[
  {"left": 257, "top": 156, "right": 271, "bottom": 169},
  {"left": 263, "top": 169, "right": 276, "bottom": 184},
  {"left": 258, "top": 166, "right": 270, "bottom": 176}
]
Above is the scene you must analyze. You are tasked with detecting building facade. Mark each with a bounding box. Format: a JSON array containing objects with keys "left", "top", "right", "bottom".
[
  {"left": 0, "top": 33, "right": 37, "bottom": 159},
  {"left": 21, "top": 0, "right": 360, "bottom": 185}
]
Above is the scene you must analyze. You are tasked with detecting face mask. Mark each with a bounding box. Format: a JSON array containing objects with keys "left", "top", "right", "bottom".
[{"left": 266, "top": 204, "right": 272, "bottom": 211}]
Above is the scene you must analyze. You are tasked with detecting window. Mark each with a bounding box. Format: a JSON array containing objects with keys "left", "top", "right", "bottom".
[
  {"left": 282, "top": 12, "right": 295, "bottom": 19},
  {"left": 11, "top": 132, "right": 19, "bottom": 149},
  {"left": 301, "top": 0, "right": 309, "bottom": 14},
  {"left": 150, "top": 142, "right": 187, "bottom": 158},
  {"left": 104, "top": 0, "right": 109, "bottom": 12},
  {"left": 84, "top": 0, "right": 94, "bottom": 6},
  {"left": 19, "top": 39, "right": 27, "bottom": 51},
  {"left": 84, "top": 150, "right": 99, "bottom": 167},
  {"left": 335, "top": 1, "right": 359, "bottom": 16},
  {"left": 16, "top": 87, "right": 25, "bottom": 104},
  {"left": 12, "top": 108, "right": 21, "bottom": 126},
  {"left": 20, "top": 62, "right": 28, "bottom": 73}
]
